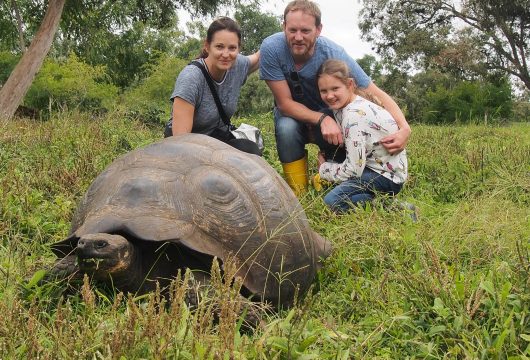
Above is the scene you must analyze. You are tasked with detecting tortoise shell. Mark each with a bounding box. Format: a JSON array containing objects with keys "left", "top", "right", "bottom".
[{"left": 52, "top": 133, "right": 331, "bottom": 307}]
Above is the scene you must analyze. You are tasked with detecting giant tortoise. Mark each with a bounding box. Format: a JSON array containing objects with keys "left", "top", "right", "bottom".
[{"left": 51, "top": 133, "right": 331, "bottom": 308}]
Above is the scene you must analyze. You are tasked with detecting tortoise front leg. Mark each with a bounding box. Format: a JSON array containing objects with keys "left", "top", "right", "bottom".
[{"left": 48, "top": 254, "right": 82, "bottom": 281}]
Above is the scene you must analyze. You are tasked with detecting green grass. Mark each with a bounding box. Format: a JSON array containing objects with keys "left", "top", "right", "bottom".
[{"left": 1, "top": 112, "right": 529, "bottom": 359}]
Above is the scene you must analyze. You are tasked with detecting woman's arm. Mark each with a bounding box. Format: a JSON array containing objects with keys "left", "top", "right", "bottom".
[
  {"left": 247, "top": 51, "right": 260, "bottom": 74},
  {"left": 171, "top": 97, "right": 195, "bottom": 135}
]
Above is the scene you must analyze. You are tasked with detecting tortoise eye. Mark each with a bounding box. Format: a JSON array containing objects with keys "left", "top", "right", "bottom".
[{"left": 95, "top": 240, "right": 108, "bottom": 249}]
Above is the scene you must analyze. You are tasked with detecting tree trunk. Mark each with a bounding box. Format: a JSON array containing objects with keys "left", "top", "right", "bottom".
[
  {"left": 0, "top": 0, "right": 65, "bottom": 120},
  {"left": 11, "top": 0, "right": 27, "bottom": 52}
]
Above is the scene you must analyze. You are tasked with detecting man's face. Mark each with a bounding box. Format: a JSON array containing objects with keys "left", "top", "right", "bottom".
[{"left": 283, "top": 10, "right": 322, "bottom": 62}]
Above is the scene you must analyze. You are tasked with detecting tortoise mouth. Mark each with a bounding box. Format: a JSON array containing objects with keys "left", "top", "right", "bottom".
[
  {"left": 78, "top": 255, "right": 115, "bottom": 271},
  {"left": 78, "top": 256, "right": 102, "bottom": 266}
]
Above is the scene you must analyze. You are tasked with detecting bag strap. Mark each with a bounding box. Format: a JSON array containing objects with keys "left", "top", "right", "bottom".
[{"left": 190, "top": 61, "right": 232, "bottom": 129}]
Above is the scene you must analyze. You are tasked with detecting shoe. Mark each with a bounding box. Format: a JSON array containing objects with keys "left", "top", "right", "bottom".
[
  {"left": 282, "top": 154, "right": 308, "bottom": 196},
  {"left": 387, "top": 200, "right": 418, "bottom": 222}
]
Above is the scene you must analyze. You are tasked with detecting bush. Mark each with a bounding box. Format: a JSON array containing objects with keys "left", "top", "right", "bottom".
[
  {"left": 235, "top": 72, "right": 275, "bottom": 116},
  {"left": 0, "top": 51, "right": 20, "bottom": 85},
  {"left": 120, "top": 54, "right": 187, "bottom": 126},
  {"left": 513, "top": 100, "right": 530, "bottom": 122},
  {"left": 24, "top": 53, "right": 118, "bottom": 116},
  {"left": 422, "top": 79, "right": 512, "bottom": 124}
]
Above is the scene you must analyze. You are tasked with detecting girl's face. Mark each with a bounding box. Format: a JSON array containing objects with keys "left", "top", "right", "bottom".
[
  {"left": 318, "top": 74, "right": 354, "bottom": 110},
  {"left": 204, "top": 30, "right": 240, "bottom": 72}
]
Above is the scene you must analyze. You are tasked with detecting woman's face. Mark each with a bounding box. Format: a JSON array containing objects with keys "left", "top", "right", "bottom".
[
  {"left": 318, "top": 74, "right": 354, "bottom": 110},
  {"left": 204, "top": 30, "right": 240, "bottom": 72}
]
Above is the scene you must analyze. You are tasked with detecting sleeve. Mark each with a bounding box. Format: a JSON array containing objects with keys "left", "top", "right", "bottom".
[
  {"left": 259, "top": 35, "right": 286, "bottom": 81},
  {"left": 238, "top": 54, "right": 251, "bottom": 83},
  {"left": 170, "top": 66, "right": 203, "bottom": 106},
  {"left": 319, "top": 112, "right": 367, "bottom": 182}
]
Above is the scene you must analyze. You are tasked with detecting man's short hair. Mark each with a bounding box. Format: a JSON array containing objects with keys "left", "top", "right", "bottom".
[{"left": 284, "top": 0, "right": 322, "bottom": 27}]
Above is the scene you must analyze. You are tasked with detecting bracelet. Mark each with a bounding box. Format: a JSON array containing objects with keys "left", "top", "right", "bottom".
[{"left": 317, "top": 113, "right": 327, "bottom": 127}]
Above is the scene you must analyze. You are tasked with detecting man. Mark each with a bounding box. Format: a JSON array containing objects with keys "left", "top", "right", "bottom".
[{"left": 260, "top": 0, "right": 411, "bottom": 195}]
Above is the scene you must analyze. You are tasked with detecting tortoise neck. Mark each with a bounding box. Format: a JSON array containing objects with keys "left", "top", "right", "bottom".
[{"left": 110, "top": 248, "right": 145, "bottom": 293}]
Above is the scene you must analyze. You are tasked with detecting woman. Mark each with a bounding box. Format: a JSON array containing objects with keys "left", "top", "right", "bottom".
[
  {"left": 315, "top": 59, "right": 408, "bottom": 213},
  {"left": 167, "top": 17, "right": 261, "bottom": 155}
]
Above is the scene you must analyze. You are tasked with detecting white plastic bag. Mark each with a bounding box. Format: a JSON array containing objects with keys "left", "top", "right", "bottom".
[{"left": 230, "top": 123, "right": 265, "bottom": 154}]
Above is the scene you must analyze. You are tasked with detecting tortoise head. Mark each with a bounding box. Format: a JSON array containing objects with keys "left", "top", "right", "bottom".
[{"left": 76, "top": 233, "right": 138, "bottom": 281}]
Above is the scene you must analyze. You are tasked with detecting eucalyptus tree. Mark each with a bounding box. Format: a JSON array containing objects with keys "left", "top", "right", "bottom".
[{"left": 359, "top": 0, "right": 530, "bottom": 89}]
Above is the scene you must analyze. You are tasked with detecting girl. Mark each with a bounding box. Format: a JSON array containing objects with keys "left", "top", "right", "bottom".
[
  {"left": 167, "top": 17, "right": 261, "bottom": 155},
  {"left": 316, "top": 59, "right": 408, "bottom": 213}
]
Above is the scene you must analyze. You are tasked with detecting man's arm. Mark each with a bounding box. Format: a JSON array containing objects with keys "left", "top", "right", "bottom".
[
  {"left": 361, "top": 83, "right": 411, "bottom": 154},
  {"left": 266, "top": 79, "right": 344, "bottom": 146}
]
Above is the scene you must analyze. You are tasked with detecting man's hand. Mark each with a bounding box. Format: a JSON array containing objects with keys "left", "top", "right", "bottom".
[
  {"left": 380, "top": 127, "right": 411, "bottom": 154},
  {"left": 320, "top": 116, "right": 343, "bottom": 146}
]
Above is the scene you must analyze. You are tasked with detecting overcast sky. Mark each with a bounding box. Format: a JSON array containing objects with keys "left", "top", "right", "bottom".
[
  {"left": 260, "top": 0, "right": 374, "bottom": 59},
  {"left": 179, "top": 0, "right": 374, "bottom": 60}
]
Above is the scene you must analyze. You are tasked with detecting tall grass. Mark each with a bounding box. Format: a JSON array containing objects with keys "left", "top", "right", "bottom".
[{"left": 1, "top": 112, "right": 529, "bottom": 358}]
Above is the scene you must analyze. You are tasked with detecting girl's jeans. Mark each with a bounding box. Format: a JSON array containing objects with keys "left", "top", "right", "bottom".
[{"left": 324, "top": 168, "right": 403, "bottom": 213}]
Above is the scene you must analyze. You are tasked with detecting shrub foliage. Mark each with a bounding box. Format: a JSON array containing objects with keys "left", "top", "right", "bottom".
[
  {"left": 119, "top": 54, "right": 188, "bottom": 126},
  {"left": 24, "top": 53, "right": 118, "bottom": 116},
  {"left": 422, "top": 79, "right": 513, "bottom": 124}
]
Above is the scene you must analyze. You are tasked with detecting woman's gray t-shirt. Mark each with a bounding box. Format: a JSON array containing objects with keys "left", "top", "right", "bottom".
[{"left": 170, "top": 54, "right": 250, "bottom": 135}]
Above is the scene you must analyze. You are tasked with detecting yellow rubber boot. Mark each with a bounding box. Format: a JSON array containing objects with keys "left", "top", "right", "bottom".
[{"left": 282, "top": 155, "right": 308, "bottom": 196}]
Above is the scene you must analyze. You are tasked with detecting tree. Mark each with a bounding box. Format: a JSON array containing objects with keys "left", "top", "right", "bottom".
[
  {"left": 233, "top": 4, "right": 280, "bottom": 115},
  {"left": 0, "top": 0, "right": 65, "bottom": 120},
  {"left": 174, "top": 20, "right": 206, "bottom": 61},
  {"left": 234, "top": 4, "right": 281, "bottom": 54},
  {"left": 0, "top": 0, "right": 241, "bottom": 120},
  {"left": 51, "top": 1, "right": 183, "bottom": 88},
  {"left": 356, "top": 54, "right": 384, "bottom": 80},
  {"left": 359, "top": 0, "right": 530, "bottom": 90}
]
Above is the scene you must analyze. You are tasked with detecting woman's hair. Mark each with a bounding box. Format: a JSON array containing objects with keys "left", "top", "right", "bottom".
[
  {"left": 284, "top": 0, "right": 322, "bottom": 27},
  {"left": 317, "top": 59, "right": 354, "bottom": 86},
  {"left": 199, "top": 16, "right": 242, "bottom": 58}
]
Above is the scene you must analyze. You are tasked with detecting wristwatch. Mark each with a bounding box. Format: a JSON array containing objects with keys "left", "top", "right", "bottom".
[{"left": 317, "top": 113, "right": 327, "bottom": 127}]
